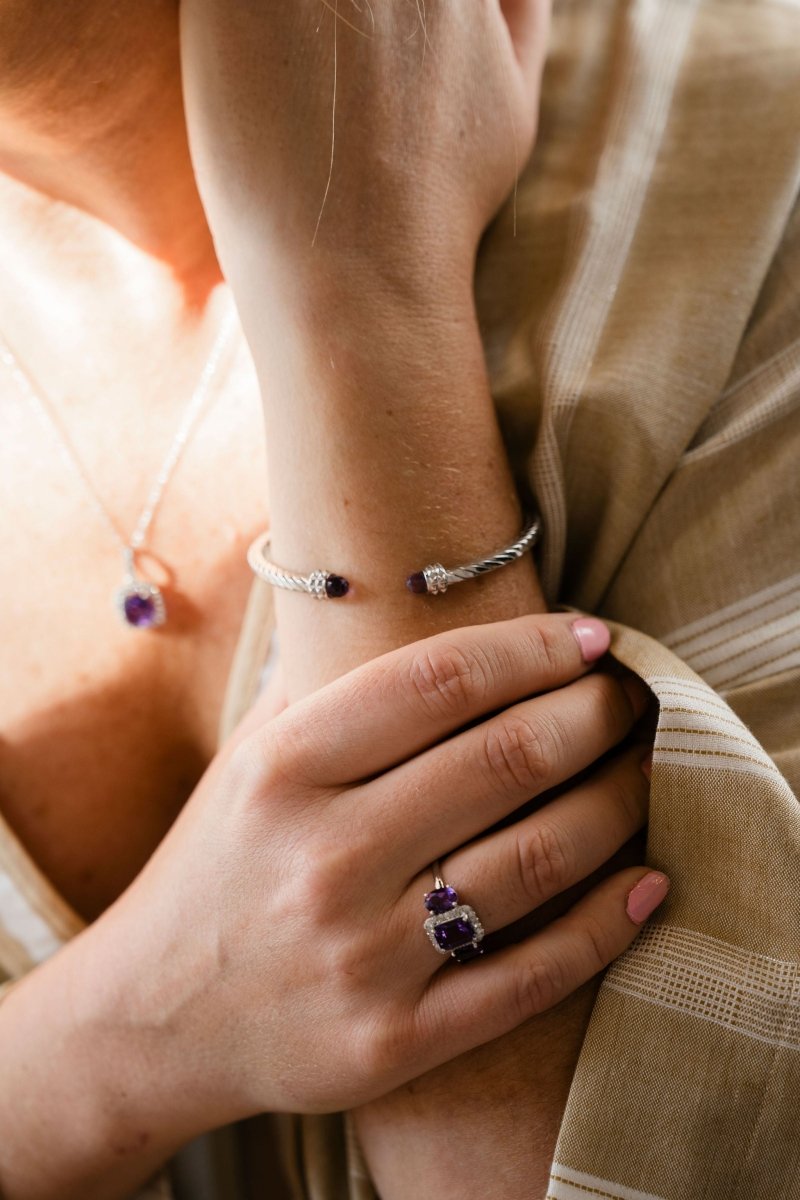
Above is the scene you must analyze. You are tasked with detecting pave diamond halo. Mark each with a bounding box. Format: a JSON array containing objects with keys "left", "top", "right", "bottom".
[{"left": 424, "top": 905, "right": 485, "bottom": 955}]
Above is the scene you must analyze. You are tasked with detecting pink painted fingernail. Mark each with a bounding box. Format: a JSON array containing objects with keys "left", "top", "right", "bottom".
[
  {"left": 571, "top": 618, "right": 611, "bottom": 663},
  {"left": 626, "top": 872, "right": 670, "bottom": 924},
  {"left": 640, "top": 751, "right": 653, "bottom": 781}
]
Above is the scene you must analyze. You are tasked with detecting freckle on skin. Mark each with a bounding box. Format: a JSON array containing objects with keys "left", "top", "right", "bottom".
[{"left": 111, "top": 1131, "right": 150, "bottom": 1155}]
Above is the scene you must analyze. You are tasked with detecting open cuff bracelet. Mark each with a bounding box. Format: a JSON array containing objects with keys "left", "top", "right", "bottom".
[{"left": 246, "top": 516, "right": 541, "bottom": 601}]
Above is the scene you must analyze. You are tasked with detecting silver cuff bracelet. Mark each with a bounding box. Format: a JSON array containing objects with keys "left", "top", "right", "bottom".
[{"left": 246, "top": 516, "right": 541, "bottom": 601}]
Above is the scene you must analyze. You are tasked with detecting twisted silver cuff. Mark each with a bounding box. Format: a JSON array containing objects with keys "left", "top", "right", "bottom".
[
  {"left": 406, "top": 516, "right": 541, "bottom": 596},
  {"left": 246, "top": 515, "right": 541, "bottom": 601}
]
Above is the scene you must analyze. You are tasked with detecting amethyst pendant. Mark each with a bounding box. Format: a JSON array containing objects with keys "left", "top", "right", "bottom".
[{"left": 115, "top": 580, "right": 166, "bottom": 630}]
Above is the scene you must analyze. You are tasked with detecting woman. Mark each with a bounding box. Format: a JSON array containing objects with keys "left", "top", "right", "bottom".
[{"left": 0, "top": 2, "right": 660, "bottom": 1195}]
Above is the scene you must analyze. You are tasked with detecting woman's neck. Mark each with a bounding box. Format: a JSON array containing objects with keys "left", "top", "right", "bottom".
[{"left": 0, "top": 0, "right": 220, "bottom": 309}]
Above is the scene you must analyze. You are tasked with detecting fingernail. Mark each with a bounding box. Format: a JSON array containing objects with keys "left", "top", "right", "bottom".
[
  {"left": 571, "top": 618, "right": 610, "bottom": 663},
  {"left": 640, "top": 750, "right": 653, "bottom": 781},
  {"left": 626, "top": 871, "right": 670, "bottom": 924}
]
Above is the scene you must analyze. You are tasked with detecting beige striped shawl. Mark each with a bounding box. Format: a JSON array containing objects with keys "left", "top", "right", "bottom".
[{"left": 1, "top": 0, "right": 798, "bottom": 1196}]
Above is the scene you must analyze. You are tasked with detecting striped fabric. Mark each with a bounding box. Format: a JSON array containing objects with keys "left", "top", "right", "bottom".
[
  {"left": 1, "top": 0, "right": 798, "bottom": 1197},
  {"left": 659, "top": 576, "right": 800, "bottom": 691}
]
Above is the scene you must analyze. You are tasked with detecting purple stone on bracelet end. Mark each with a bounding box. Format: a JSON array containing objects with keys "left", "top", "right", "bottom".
[
  {"left": 424, "top": 886, "right": 459, "bottom": 914},
  {"left": 406, "top": 571, "right": 428, "bottom": 595},
  {"left": 324, "top": 574, "right": 349, "bottom": 599}
]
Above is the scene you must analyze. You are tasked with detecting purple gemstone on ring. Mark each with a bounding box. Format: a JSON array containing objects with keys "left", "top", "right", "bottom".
[
  {"left": 123, "top": 593, "right": 158, "bottom": 628},
  {"left": 406, "top": 571, "right": 428, "bottom": 595},
  {"left": 433, "top": 918, "right": 476, "bottom": 952},
  {"left": 324, "top": 574, "right": 349, "bottom": 599},
  {"left": 424, "top": 886, "right": 459, "bottom": 914},
  {"left": 453, "top": 943, "right": 485, "bottom": 963}
]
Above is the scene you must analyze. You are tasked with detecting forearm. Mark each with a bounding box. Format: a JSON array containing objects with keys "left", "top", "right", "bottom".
[
  {"left": 245, "top": 273, "right": 546, "bottom": 698},
  {"left": 0, "top": 903, "right": 208, "bottom": 1198},
  {"left": 242, "top": 274, "right": 596, "bottom": 1197},
  {"left": 354, "top": 978, "right": 603, "bottom": 1200}
]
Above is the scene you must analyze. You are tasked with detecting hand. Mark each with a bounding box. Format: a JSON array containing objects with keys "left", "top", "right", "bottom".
[
  {"left": 179, "top": 0, "right": 551, "bottom": 300},
  {"left": 77, "top": 613, "right": 661, "bottom": 1141}
]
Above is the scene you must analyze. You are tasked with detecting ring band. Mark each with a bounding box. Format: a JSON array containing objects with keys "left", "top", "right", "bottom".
[{"left": 423, "top": 866, "right": 485, "bottom": 963}]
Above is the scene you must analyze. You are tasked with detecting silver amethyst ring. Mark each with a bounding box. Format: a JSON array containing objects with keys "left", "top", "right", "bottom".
[{"left": 423, "top": 867, "right": 485, "bottom": 964}]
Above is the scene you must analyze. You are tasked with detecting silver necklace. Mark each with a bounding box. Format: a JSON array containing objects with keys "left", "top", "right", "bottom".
[{"left": 0, "top": 307, "right": 237, "bottom": 630}]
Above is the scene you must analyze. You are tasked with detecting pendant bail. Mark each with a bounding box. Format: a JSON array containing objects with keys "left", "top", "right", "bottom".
[{"left": 122, "top": 545, "right": 136, "bottom": 582}]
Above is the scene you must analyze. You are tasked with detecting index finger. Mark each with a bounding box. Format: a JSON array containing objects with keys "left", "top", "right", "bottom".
[{"left": 263, "top": 613, "right": 610, "bottom": 786}]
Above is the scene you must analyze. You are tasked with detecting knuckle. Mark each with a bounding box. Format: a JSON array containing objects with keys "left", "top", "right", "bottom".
[
  {"left": 360, "top": 1007, "right": 419, "bottom": 1081},
  {"left": 483, "top": 714, "right": 550, "bottom": 795},
  {"left": 514, "top": 954, "right": 566, "bottom": 1021},
  {"left": 324, "top": 937, "right": 375, "bottom": 996},
  {"left": 516, "top": 820, "right": 572, "bottom": 905},
  {"left": 605, "top": 772, "right": 647, "bottom": 831},
  {"left": 226, "top": 727, "right": 287, "bottom": 800},
  {"left": 252, "top": 715, "right": 313, "bottom": 789},
  {"left": 408, "top": 641, "right": 488, "bottom": 718},
  {"left": 581, "top": 913, "right": 617, "bottom": 974},
  {"left": 296, "top": 838, "right": 355, "bottom": 923},
  {"left": 525, "top": 622, "right": 566, "bottom": 680},
  {"left": 585, "top": 673, "right": 630, "bottom": 738}
]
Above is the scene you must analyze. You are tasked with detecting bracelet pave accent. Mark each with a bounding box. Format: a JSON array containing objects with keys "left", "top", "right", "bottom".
[
  {"left": 406, "top": 516, "right": 541, "bottom": 596},
  {"left": 247, "top": 533, "right": 350, "bottom": 600}
]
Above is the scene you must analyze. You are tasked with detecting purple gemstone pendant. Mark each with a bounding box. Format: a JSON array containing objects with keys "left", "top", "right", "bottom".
[{"left": 115, "top": 580, "right": 166, "bottom": 630}]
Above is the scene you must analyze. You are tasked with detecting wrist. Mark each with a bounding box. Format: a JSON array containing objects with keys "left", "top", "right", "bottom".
[
  {"left": 72, "top": 879, "right": 251, "bottom": 1145},
  {"left": 0, "top": 934, "right": 187, "bottom": 1196},
  {"left": 235, "top": 244, "right": 479, "bottom": 383}
]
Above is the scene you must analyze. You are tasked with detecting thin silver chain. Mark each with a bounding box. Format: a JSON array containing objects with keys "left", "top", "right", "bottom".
[{"left": 0, "top": 306, "right": 238, "bottom": 557}]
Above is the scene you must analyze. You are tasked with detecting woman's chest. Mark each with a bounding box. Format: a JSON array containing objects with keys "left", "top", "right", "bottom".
[{"left": 0, "top": 376, "right": 269, "bottom": 922}]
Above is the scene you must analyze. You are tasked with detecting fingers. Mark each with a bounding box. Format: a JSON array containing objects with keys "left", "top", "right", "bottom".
[
  {"left": 410, "top": 741, "right": 651, "bottom": 940},
  {"left": 371, "top": 669, "right": 650, "bottom": 868},
  {"left": 265, "top": 613, "right": 612, "bottom": 786},
  {"left": 415, "top": 865, "right": 670, "bottom": 1072}
]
